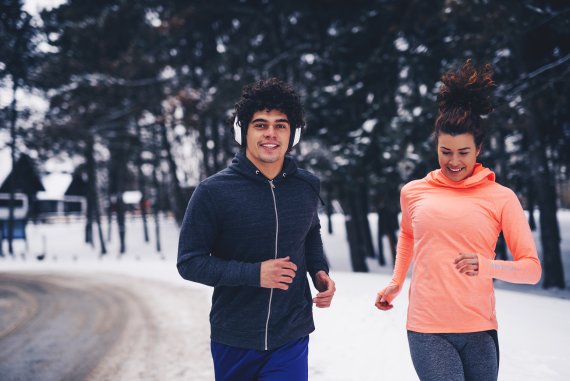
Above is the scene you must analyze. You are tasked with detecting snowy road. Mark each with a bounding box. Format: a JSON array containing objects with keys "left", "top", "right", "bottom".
[
  {"left": 0, "top": 272, "right": 214, "bottom": 381},
  {"left": 1, "top": 214, "right": 569, "bottom": 380}
]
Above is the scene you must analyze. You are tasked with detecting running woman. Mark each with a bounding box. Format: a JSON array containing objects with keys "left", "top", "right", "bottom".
[{"left": 375, "top": 60, "right": 542, "bottom": 381}]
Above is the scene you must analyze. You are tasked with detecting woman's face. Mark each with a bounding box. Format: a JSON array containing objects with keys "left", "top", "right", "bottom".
[{"left": 437, "top": 132, "right": 481, "bottom": 182}]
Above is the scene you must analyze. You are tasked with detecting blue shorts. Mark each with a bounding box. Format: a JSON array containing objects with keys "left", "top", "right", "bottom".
[{"left": 211, "top": 336, "right": 309, "bottom": 381}]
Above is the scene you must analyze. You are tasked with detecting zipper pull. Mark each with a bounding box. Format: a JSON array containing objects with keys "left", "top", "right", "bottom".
[{"left": 269, "top": 180, "right": 275, "bottom": 189}]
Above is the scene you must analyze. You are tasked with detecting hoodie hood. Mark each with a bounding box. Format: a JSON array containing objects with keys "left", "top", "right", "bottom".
[
  {"left": 425, "top": 163, "right": 495, "bottom": 189},
  {"left": 229, "top": 152, "right": 298, "bottom": 184},
  {"left": 228, "top": 152, "right": 324, "bottom": 204}
]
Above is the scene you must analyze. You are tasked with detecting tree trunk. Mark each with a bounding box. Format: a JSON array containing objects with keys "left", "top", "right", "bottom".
[
  {"left": 106, "top": 194, "right": 112, "bottom": 242},
  {"left": 527, "top": 124, "right": 565, "bottom": 289},
  {"left": 358, "top": 182, "right": 376, "bottom": 259},
  {"left": 527, "top": 178, "right": 537, "bottom": 231},
  {"left": 326, "top": 194, "right": 334, "bottom": 235},
  {"left": 152, "top": 163, "right": 162, "bottom": 255},
  {"left": 211, "top": 118, "right": 221, "bottom": 173},
  {"left": 7, "top": 77, "right": 19, "bottom": 256},
  {"left": 377, "top": 211, "right": 387, "bottom": 266},
  {"left": 339, "top": 185, "right": 368, "bottom": 272},
  {"left": 159, "top": 121, "right": 186, "bottom": 226},
  {"left": 94, "top": 197, "right": 106, "bottom": 256},
  {"left": 117, "top": 192, "right": 126, "bottom": 254},
  {"left": 521, "top": 134, "right": 537, "bottom": 230},
  {"left": 198, "top": 121, "right": 212, "bottom": 177},
  {"left": 111, "top": 143, "right": 128, "bottom": 255},
  {"left": 135, "top": 121, "right": 149, "bottom": 243},
  {"left": 84, "top": 183, "right": 94, "bottom": 246},
  {"left": 151, "top": 124, "right": 162, "bottom": 255},
  {"left": 86, "top": 134, "right": 106, "bottom": 255}
]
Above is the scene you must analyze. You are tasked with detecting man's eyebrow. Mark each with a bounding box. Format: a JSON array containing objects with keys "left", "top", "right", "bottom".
[{"left": 250, "top": 118, "right": 290, "bottom": 124}]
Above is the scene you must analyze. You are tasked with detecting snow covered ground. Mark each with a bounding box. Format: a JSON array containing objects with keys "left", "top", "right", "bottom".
[{"left": 1, "top": 211, "right": 570, "bottom": 380}]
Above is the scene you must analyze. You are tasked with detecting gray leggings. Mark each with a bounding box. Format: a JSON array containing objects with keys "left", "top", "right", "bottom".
[{"left": 407, "top": 330, "right": 499, "bottom": 381}]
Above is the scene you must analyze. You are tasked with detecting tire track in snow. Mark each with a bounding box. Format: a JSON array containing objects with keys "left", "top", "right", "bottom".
[{"left": 0, "top": 272, "right": 213, "bottom": 381}]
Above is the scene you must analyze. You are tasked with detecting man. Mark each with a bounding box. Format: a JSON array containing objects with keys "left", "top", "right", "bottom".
[{"left": 177, "top": 78, "right": 336, "bottom": 381}]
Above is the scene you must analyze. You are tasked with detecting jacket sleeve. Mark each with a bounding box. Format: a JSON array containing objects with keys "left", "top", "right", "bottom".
[
  {"left": 478, "top": 189, "right": 542, "bottom": 284},
  {"left": 177, "top": 183, "right": 260, "bottom": 287},
  {"left": 384, "top": 187, "right": 414, "bottom": 300}
]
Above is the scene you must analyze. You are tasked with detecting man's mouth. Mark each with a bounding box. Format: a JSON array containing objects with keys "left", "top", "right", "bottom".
[
  {"left": 447, "top": 167, "right": 463, "bottom": 173},
  {"left": 260, "top": 143, "right": 279, "bottom": 149}
]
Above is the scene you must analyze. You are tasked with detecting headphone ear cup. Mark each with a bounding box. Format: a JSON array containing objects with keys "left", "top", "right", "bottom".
[
  {"left": 292, "top": 127, "right": 301, "bottom": 147},
  {"left": 233, "top": 117, "right": 242, "bottom": 145}
]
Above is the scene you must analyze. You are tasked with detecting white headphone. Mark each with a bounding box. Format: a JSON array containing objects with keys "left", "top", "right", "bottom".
[{"left": 233, "top": 116, "right": 302, "bottom": 150}]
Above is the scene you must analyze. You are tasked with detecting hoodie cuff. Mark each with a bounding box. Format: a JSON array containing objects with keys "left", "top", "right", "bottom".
[
  {"left": 379, "top": 280, "right": 402, "bottom": 304},
  {"left": 477, "top": 253, "right": 494, "bottom": 279}
]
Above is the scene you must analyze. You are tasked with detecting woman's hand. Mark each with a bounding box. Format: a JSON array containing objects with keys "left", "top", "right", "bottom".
[
  {"left": 454, "top": 252, "right": 479, "bottom": 276},
  {"left": 375, "top": 284, "right": 400, "bottom": 311}
]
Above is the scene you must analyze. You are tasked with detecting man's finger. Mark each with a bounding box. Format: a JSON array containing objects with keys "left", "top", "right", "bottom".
[
  {"left": 277, "top": 258, "right": 297, "bottom": 270},
  {"left": 279, "top": 276, "right": 294, "bottom": 284},
  {"left": 315, "top": 290, "right": 333, "bottom": 298},
  {"left": 275, "top": 282, "right": 289, "bottom": 290},
  {"left": 281, "top": 269, "right": 296, "bottom": 278}
]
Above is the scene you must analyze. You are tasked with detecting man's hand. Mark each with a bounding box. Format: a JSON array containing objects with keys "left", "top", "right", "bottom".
[
  {"left": 260, "top": 256, "right": 297, "bottom": 290},
  {"left": 454, "top": 252, "right": 479, "bottom": 276},
  {"left": 375, "top": 284, "right": 400, "bottom": 311},
  {"left": 313, "top": 271, "right": 335, "bottom": 308}
]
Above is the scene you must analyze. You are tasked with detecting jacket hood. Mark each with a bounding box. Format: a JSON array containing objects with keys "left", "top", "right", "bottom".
[
  {"left": 229, "top": 152, "right": 298, "bottom": 184},
  {"left": 424, "top": 163, "right": 495, "bottom": 189}
]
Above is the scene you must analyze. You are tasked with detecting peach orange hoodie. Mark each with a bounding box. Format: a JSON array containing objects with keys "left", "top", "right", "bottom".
[{"left": 388, "top": 164, "right": 541, "bottom": 333}]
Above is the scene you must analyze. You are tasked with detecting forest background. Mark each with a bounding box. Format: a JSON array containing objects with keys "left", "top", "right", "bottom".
[{"left": 1, "top": 0, "right": 569, "bottom": 289}]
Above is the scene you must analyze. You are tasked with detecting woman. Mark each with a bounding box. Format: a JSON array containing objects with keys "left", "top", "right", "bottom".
[{"left": 375, "top": 60, "right": 542, "bottom": 381}]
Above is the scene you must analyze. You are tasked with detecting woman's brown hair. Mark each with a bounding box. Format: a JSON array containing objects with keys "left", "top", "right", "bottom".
[{"left": 435, "top": 59, "right": 495, "bottom": 148}]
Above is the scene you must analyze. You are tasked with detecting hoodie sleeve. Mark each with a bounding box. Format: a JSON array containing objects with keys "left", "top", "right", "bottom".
[
  {"left": 386, "top": 185, "right": 414, "bottom": 296},
  {"left": 305, "top": 211, "right": 329, "bottom": 279},
  {"left": 177, "top": 183, "right": 260, "bottom": 287},
  {"left": 304, "top": 179, "right": 329, "bottom": 278},
  {"left": 478, "top": 189, "right": 542, "bottom": 284}
]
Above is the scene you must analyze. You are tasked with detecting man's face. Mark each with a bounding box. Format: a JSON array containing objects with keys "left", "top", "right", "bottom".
[{"left": 245, "top": 109, "right": 291, "bottom": 170}]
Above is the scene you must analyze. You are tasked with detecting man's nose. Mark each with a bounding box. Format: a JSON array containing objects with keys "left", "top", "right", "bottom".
[{"left": 264, "top": 125, "right": 278, "bottom": 137}]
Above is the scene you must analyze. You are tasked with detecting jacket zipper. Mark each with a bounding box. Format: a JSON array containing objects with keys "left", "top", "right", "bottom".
[{"left": 264, "top": 179, "right": 279, "bottom": 350}]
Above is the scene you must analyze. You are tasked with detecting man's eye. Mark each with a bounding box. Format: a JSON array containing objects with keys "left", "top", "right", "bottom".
[
  {"left": 277, "top": 124, "right": 286, "bottom": 129},
  {"left": 441, "top": 151, "right": 451, "bottom": 155},
  {"left": 255, "top": 124, "right": 266, "bottom": 128}
]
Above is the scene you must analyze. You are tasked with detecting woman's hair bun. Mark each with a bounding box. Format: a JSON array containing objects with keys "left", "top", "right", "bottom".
[{"left": 438, "top": 59, "right": 495, "bottom": 117}]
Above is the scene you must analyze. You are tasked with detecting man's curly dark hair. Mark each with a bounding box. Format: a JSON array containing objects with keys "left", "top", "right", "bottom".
[{"left": 232, "top": 78, "right": 305, "bottom": 148}]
